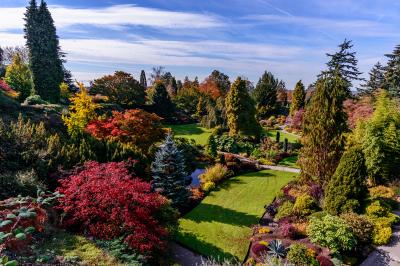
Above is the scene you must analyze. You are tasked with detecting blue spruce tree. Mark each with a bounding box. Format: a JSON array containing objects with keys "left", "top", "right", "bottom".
[{"left": 151, "top": 133, "right": 190, "bottom": 209}]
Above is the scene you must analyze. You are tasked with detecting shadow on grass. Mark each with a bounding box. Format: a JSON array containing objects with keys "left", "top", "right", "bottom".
[
  {"left": 279, "top": 155, "right": 298, "bottom": 166},
  {"left": 169, "top": 124, "right": 205, "bottom": 135},
  {"left": 184, "top": 203, "right": 259, "bottom": 227},
  {"left": 176, "top": 231, "right": 237, "bottom": 261}
]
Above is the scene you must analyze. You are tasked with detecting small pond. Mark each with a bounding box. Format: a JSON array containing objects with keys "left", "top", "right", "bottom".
[{"left": 190, "top": 168, "right": 205, "bottom": 187}]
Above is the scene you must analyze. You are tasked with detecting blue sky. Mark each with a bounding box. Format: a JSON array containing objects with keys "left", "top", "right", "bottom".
[{"left": 0, "top": 0, "right": 399, "bottom": 89}]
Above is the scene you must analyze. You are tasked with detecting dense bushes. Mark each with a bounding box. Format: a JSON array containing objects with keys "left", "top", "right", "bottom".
[
  {"left": 307, "top": 214, "right": 357, "bottom": 253},
  {"left": 57, "top": 161, "right": 178, "bottom": 258},
  {"left": 199, "top": 163, "right": 232, "bottom": 192},
  {"left": 287, "top": 243, "right": 314, "bottom": 265},
  {"left": 324, "top": 147, "right": 367, "bottom": 215},
  {"left": 0, "top": 115, "right": 60, "bottom": 196},
  {"left": 275, "top": 201, "right": 294, "bottom": 220},
  {"left": 0, "top": 169, "right": 45, "bottom": 200},
  {"left": 293, "top": 194, "right": 318, "bottom": 216},
  {"left": 340, "top": 212, "right": 374, "bottom": 244}
]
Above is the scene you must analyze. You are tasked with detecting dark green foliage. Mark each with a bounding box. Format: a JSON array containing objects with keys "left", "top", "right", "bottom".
[
  {"left": 384, "top": 44, "right": 400, "bottom": 97},
  {"left": 284, "top": 138, "right": 288, "bottom": 153},
  {"left": 290, "top": 80, "right": 306, "bottom": 116},
  {"left": 151, "top": 134, "right": 190, "bottom": 209},
  {"left": 206, "top": 135, "right": 217, "bottom": 158},
  {"left": 174, "top": 137, "right": 202, "bottom": 173},
  {"left": 324, "top": 147, "right": 367, "bottom": 215},
  {"left": 150, "top": 81, "right": 175, "bottom": 119},
  {"left": 276, "top": 131, "right": 280, "bottom": 143},
  {"left": 359, "top": 62, "right": 386, "bottom": 95},
  {"left": 252, "top": 71, "right": 278, "bottom": 118},
  {"left": 95, "top": 237, "right": 145, "bottom": 265},
  {"left": 226, "top": 77, "right": 261, "bottom": 138},
  {"left": 140, "top": 70, "right": 147, "bottom": 89},
  {"left": 0, "top": 169, "right": 45, "bottom": 200},
  {"left": 59, "top": 134, "right": 147, "bottom": 177},
  {"left": 0, "top": 115, "right": 60, "bottom": 181},
  {"left": 90, "top": 71, "right": 146, "bottom": 107},
  {"left": 299, "top": 73, "right": 348, "bottom": 184},
  {"left": 24, "top": 0, "right": 64, "bottom": 103},
  {"left": 209, "top": 70, "right": 230, "bottom": 95},
  {"left": 320, "top": 39, "right": 362, "bottom": 95}
]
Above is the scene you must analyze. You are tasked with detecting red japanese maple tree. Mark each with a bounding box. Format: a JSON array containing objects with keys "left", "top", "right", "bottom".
[{"left": 57, "top": 161, "right": 177, "bottom": 256}]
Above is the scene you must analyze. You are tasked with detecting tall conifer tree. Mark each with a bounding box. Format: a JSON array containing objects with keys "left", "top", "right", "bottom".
[
  {"left": 24, "top": 0, "right": 64, "bottom": 103},
  {"left": 226, "top": 77, "right": 261, "bottom": 138},
  {"left": 359, "top": 62, "right": 386, "bottom": 96},
  {"left": 299, "top": 73, "right": 348, "bottom": 185},
  {"left": 140, "top": 70, "right": 147, "bottom": 89},
  {"left": 252, "top": 71, "right": 278, "bottom": 118},
  {"left": 290, "top": 80, "right": 306, "bottom": 116},
  {"left": 384, "top": 44, "right": 400, "bottom": 97},
  {"left": 151, "top": 133, "right": 190, "bottom": 209}
]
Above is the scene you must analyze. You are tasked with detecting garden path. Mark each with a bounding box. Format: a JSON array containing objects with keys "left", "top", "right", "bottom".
[
  {"left": 171, "top": 242, "right": 206, "bottom": 266},
  {"left": 219, "top": 152, "right": 301, "bottom": 174},
  {"left": 360, "top": 210, "right": 400, "bottom": 266}
]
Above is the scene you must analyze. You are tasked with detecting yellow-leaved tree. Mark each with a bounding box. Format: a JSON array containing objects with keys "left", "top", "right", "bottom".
[{"left": 62, "top": 83, "right": 100, "bottom": 138}]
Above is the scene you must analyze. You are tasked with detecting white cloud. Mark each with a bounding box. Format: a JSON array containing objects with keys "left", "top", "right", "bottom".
[
  {"left": 0, "top": 4, "right": 223, "bottom": 31},
  {"left": 244, "top": 14, "right": 399, "bottom": 38}
]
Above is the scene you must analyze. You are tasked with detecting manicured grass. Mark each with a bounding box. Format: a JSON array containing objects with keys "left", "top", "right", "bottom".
[
  {"left": 266, "top": 129, "right": 300, "bottom": 143},
  {"left": 177, "top": 170, "right": 297, "bottom": 261},
  {"left": 278, "top": 155, "right": 300, "bottom": 168},
  {"left": 167, "top": 123, "right": 212, "bottom": 146}
]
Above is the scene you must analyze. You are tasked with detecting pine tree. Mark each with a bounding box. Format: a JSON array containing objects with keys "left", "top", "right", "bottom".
[
  {"left": 320, "top": 39, "right": 362, "bottom": 96},
  {"left": 276, "top": 80, "right": 288, "bottom": 107},
  {"left": 384, "top": 44, "right": 400, "bottom": 97},
  {"left": 252, "top": 71, "right": 278, "bottom": 118},
  {"left": 290, "top": 80, "right": 306, "bottom": 116},
  {"left": 298, "top": 73, "right": 348, "bottom": 185},
  {"left": 151, "top": 133, "right": 190, "bottom": 209},
  {"left": 150, "top": 81, "right": 175, "bottom": 119},
  {"left": 226, "top": 77, "right": 261, "bottom": 138},
  {"left": 359, "top": 62, "right": 386, "bottom": 96},
  {"left": 24, "top": 0, "right": 64, "bottom": 103},
  {"left": 324, "top": 147, "right": 367, "bottom": 215},
  {"left": 4, "top": 53, "right": 33, "bottom": 102},
  {"left": 210, "top": 70, "right": 230, "bottom": 96},
  {"left": 139, "top": 70, "right": 147, "bottom": 89}
]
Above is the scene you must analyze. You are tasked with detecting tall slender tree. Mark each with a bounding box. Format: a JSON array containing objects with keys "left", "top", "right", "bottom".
[
  {"left": 299, "top": 73, "right": 348, "bottom": 185},
  {"left": 226, "top": 77, "right": 261, "bottom": 138},
  {"left": 140, "top": 70, "right": 147, "bottom": 89},
  {"left": 151, "top": 133, "right": 190, "bottom": 209},
  {"left": 276, "top": 80, "right": 288, "bottom": 107},
  {"left": 359, "top": 62, "right": 386, "bottom": 96},
  {"left": 384, "top": 44, "right": 400, "bottom": 97},
  {"left": 320, "top": 39, "right": 362, "bottom": 96},
  {"left": 290, "top": 80, "right": 306, "bottom": 116},
  {"left": 150, "top": 81, "right": 175, "bottom": 119},
  {"left": 24, "top": 0, "right": 64, "bottom": 103},
  {"left": 252, "top": 71, "right": 279, "bottom": 118}
]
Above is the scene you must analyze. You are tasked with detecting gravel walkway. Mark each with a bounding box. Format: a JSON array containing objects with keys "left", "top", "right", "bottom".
[
  {"left": 360, "top": 210, "right": 400, "bottom": 266},
  {"left": 171, "top": 242, "right": 206, "bottom": 266}
]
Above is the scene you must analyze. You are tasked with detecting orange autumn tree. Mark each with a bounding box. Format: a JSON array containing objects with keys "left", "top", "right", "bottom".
[
  {"left": 199, "top": 77, "right": 221, "bottom": 100},
  {"left": 86, "top": 109, "right": 166, "bottom": 153}
]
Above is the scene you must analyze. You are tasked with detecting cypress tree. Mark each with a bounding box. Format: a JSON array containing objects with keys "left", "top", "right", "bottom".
[
  {"left": 140, "top": 70, "right": 147, "bottom": 89},
  {"left": 24, "top": 0, "right": 64, "bottom": 103},
  {"left": 150, "top": 81, "right": 174, "bottom": 119},
  {"left": 226, "top": 77, "right": 261, "bottom": 138},
  {"left": 324, "top": 147, "right": 367, "bottom": 215},
  {"left": 320, "top": 39, "right": 362, "bottom": 96},
  {"left": 298, "top": 73, "right": 348, "bottom": 185},
  {"left": 359, "top": 62, "right": 386, "bottom": 96},
  {"left": 151, "top": 133, "right": 190, "bottom": 209},
  {"left": 290, "top": 80, "right": 306, "bottom": 116},
  {"left": 384, "top": 44, "right": 400, "bottom": 97},
  {"left": 252, "top": 71, "right": 278, "bottom": 118}
]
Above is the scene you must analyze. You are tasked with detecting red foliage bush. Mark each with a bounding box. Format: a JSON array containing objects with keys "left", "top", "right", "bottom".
[
  {"left": 317, "top": 255, "right": 334, "bottom": 266},
  {"left": 280, "top": 222, "right": 297, "bottom": 239},
  {"left": 252, "top": 243, "right": 268, "bottom": 257},
  {"left": 291, "top": 108, "right": 304, "bottom": 130},
  {"left": 86, "top": 109, "right": 166, "bottom": 152},
  {"left": 57, "top": 161, "right": 177, "bottom": 257},
  {"left": 344, "top": 98, "right": 373, "bottom": 129},
  {"left": 308, "top": 183, "right": 324, "bottom": 200}
]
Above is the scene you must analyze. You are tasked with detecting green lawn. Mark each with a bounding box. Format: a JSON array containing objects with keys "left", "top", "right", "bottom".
[
  {"left": 266, "top": 129, "right": 300, "bottom": 143},
  {"left": 177, "top": 170, "right": 296, "bottom": 261},
  {"left": 278, "top": 155, "right": 300, "bottom": 168},
  {"left": 167, "top": 123, "right": 212, "bottom": 146}
]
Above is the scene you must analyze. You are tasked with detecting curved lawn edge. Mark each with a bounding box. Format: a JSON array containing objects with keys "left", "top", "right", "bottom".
[{"left": 177, "top": 170, "right": 297, "bottom": 261}]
